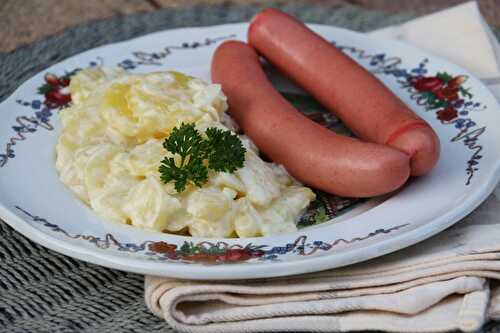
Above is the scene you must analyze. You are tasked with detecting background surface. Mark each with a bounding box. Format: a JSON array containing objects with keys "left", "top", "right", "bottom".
[{"left": 1, "top": 0, "right": 500, "bottom": 52}]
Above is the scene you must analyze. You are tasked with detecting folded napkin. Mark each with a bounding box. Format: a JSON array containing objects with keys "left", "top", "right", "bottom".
[
  {"left": 146, "top": 191, "right": 500, "bottom": 332},
  {"left": 145, "top": 2, "right": 500, "bottom": 332}
]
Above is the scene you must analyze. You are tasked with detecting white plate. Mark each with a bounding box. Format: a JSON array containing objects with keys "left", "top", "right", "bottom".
[{"left": 1, "top": 23, "right": 499, "bottom": 280}]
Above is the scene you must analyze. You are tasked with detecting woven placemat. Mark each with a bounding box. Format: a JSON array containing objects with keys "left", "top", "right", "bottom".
[{"left": 0, "top": 2, "right": 499, "bottom": 332}]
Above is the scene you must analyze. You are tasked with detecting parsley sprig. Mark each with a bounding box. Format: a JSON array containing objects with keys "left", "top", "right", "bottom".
[{"left": 159, "top": 123, "right": 246, "bottom": 192}]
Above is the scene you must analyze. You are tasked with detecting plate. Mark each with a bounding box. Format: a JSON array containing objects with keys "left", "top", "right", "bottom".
[{"left": 1, "top": 23, "right": 499, "bottom": 280}]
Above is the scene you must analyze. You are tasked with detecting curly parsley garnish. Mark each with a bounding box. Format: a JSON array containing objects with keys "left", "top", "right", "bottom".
[{"left": 159, "top": 123, "right": 246, "bottom": 192}]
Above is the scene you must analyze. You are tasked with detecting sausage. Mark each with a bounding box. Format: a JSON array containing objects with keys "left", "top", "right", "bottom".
[
  {"left": 248, "top": 8, "right": 440, "bottom": 176},
  {"left": 211, "top": 40, "right": 410, "bottom": 197}
]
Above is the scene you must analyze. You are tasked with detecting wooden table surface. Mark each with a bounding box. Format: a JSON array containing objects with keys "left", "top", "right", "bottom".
[{"left": 1, "top": 0, "right": 499, "bottom": 53}]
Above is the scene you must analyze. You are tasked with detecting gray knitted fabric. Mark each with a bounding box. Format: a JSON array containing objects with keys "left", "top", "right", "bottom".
[{"left": 0, "top": 3, "right": 499, "bottom": 333}]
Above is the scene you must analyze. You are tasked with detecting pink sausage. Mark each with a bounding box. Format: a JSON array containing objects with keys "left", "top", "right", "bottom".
[{"left": 248, "top": 8, "right": 440, "bottom": 176}]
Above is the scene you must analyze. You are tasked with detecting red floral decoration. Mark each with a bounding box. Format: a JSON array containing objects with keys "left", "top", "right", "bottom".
[
  {"left": 410, "top": 73, "right": 468, "bottom": 122},
  {"left": 148, "top": 241, "right": 265, "bottom": 263},
  {"left": 39, "top": 73, "right": 73, "bottom": 108},
  {"left": 436, "top": 106, "right": 458, "bottom": 121},
  {"left": 410, "top": 76, "right": 445, "bottom": 92}
]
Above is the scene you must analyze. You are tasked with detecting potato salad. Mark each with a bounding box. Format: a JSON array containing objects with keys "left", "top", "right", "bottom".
[{"left": 55, "top": 67, "right": 315, "bottom": 237}]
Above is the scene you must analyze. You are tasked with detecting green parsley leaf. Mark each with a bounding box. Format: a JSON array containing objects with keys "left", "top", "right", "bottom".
[
  {"left": 186, "top": 157, "right": 210, "bottom": 188},
  {"left": 158, "top": 123, "right": 246, "bottom": 192},
  {"left": 205, "top": 127, "right": 246, "bottom": 173},
  {"left": 163, "top": 123, "right": 205, "bottom": 159},
  {"left": 159, "top": 156, "right": 187, "bottom": 192}
]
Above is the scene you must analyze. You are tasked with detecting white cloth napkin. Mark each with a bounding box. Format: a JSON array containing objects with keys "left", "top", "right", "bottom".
[{"left": 145, "top": 2, "right": 500, "bottom": 332}]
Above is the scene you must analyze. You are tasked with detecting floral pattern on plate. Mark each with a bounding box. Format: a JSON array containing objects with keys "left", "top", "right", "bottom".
[{"left": 16, "top": 206, "right": 408, "bottom": 264}]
